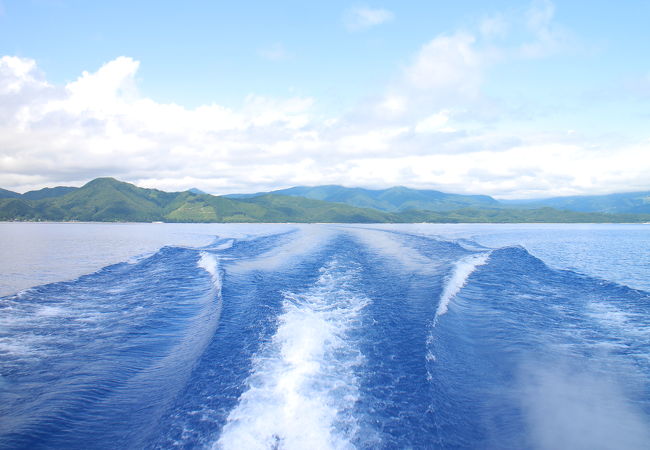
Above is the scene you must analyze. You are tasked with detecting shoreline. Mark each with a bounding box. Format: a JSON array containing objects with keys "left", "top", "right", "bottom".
[{"left": 1, "top": 220, "right": 648, "bottom": 225}]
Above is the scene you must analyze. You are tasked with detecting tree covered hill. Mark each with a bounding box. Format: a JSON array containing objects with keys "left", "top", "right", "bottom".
[
  {"left": 0, "top": 178, "right": 397, "bottom": 223},
  {"left": 1, "top": 178, "right": 649, "bottom": 223},
  {"left": 502, "top": 191, "right": 650, "bottom": 214},
  {"left": 227, "top": 185, "right": 500, "bottom": 212}
]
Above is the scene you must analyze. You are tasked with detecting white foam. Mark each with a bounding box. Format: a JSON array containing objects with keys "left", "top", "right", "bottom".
[
  {"left": 436, "top": 253, "right": 490, "bottom": 318},
  {"left": 587, "top": 302, "right": 649, "bottom": 344},
  {"left": 215, "top": 260, "right": 368, "bottom": 450},
  {"left": 345, "top": 228, "right": 439, "bottom": 273},
  {"left": 35, "top": 305, "right": 65, "bottom": 317},
  {"left": 231, "top": 227, "right": 335, "bottom": 274},
  {"left": 198, "top": 252, "right": 222, "bottom": 292},
  {"left": 212, "top": 240, "right": 234, "bottom": 251}
]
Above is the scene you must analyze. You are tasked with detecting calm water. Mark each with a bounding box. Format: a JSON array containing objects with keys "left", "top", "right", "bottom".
[{"left": 0, "top": 223, "right": 649, "bottom": 449}]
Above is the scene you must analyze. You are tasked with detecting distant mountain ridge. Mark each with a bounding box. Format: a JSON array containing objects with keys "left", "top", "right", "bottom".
[
  {"left": 0, "top": 186, "right": 78, "bottom": 200},
  {"left": 227, "top": 185, "right": 500, "bottom": 212},
  {"left": 232, "top": 185, "right": 650, "bottom": 215},
  {"left": 23, "top": 186, "right": 79, "bottom": 200},
  {"left": 0, "top": 188, "right": 22, "bottom": 199},
  {"left": 1, "top": 178, "right": 649, "bottom": 223},
  {"left": 0, "top": 178, "right": 397, "bottom": 223},
  {"left": 504, "top": 191, "right": 650, "bottom": 214}
]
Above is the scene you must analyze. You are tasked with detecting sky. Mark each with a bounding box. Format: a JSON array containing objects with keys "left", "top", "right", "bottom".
[{"left": 0, "top": 0, "right": 649, "bottom": 198}]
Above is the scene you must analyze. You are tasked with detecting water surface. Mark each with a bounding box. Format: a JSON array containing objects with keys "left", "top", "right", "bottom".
[{"left": 1, "top": 223, "right": 648, "bottom": 449}]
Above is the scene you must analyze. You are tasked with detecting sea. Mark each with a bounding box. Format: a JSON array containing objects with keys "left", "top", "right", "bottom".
[{"left": 0, "top": 222, "right": 649, "bottom": 449}]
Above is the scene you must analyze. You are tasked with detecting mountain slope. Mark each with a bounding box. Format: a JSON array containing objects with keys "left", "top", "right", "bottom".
[
  {"left": 1, "top": 177, "right": 649, "bottom": 223},
  {"left": 0, "top": 178, "right": 397, "bottom": 223},
  {"left": 398, "top": 207, "right": 648, "bottom": 223},
  {"left": 503, "top": 191, "right": 650, "bottom": 214},
  {"left": 227, "top": 185, "right": 500, "bottom": 212},
  {"left": 0, "top": 188, "right": 21, "bottom": 199},
  {"left": 22, "top": 186, "right": 79, "bottom": 200},
  {"left": 0, "top": 186, "right": 78, "bottom": 200},
  {"left": 239, "top": 194, "right": 395, "bottom": 223}
]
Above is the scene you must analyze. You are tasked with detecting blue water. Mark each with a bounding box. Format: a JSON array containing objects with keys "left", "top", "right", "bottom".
[{"left": 1, "top": 224, "right": 649, "bottom": 449}]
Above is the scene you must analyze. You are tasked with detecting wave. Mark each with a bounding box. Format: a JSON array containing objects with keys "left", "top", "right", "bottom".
[
  {"left": 3, "top": 226, "right": 650, "bottom": 449},
  {"left": 211, "top": 239, "right": 234, "bottom": 251},
  {"left": 215, "top": 259, "right": 368, "bottom": 450},
  {"left": 230, "top": 227, "right": 335, "bottom": 273},
  {"left": 0, "top": 245, "right": 225, "bottom": 448},
  {"left": 435, "top": 252, "right": 490, "bottom": 319},
  {"left": 198, "top": 251, "right": 223, "bottom": 292}
]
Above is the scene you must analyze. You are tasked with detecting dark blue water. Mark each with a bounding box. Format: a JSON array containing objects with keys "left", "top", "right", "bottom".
[{"left": 1, "top": 225, "right": 649, "bottom": 449}]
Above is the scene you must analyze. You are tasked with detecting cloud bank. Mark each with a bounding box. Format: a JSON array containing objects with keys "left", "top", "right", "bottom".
[{"left": 1, "top": 2, "right": 648, "bottom": 197}]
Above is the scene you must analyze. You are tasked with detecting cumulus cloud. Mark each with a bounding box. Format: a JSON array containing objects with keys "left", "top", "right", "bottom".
[
  {"left": 344, "top": 6, "right": 394, "bottom": 31},
  {"left": 369, "top": 27, "right": 501, "bottom": 121},
  {"left": 1, "top": 1, "right": 648, "bottom": 198},
  {"left": 404, "top": 32, "right": 483, "bottom": 95}
]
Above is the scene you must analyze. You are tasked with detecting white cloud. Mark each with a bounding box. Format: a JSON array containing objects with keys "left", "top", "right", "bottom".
[
  {"left": 0, "top": 2, "right": 648, "bottom": 199},
  {"left": 1, "top": 54, "right": 649, "bottom": 198},
  {"left": 365, "top": 0, "right": 574, "bottom": 124},
  {"left": 376, "top": 94, "right": 407, "bottom": 117},
  {"left": 414, "top": 110, "right": 455, "bottom": 133},
  {"left": 344, "top": 6, "right": 394, "bottom": 32},
  {"left": 373, "top": 29, "right": 504, "bottom": 119},
  {"left": 63, "top": 56, "right": 139, "bottom": 114},
  {"left": 405, "top": 32, "right": 482, "bottom": 95},
  {"left": 0, "top": 56, "right": 49, "bottom": 94}
]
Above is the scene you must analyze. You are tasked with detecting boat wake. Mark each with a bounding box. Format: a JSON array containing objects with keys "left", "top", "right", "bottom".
[
  {"left": 216, "top": 259, "right": 368, "bottom": 449},
  {"left": 1, "top": 226, "right": 649, "bottom": 449}
]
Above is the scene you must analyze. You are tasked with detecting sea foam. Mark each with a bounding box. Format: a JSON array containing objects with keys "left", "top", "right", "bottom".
[
  {"left": 436, "top": 253, "right": 490, "bottom": 318},
  {"left": 198, "top": 252, "right": 222, "bottom": 292},
  {"left": 215, "top": 259, "right": 368, "bottom": 450}
]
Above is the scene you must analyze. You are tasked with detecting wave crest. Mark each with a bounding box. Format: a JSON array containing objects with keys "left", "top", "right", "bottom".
[{"left": 436, "top": 253, "right": 490, "bottom": 318}]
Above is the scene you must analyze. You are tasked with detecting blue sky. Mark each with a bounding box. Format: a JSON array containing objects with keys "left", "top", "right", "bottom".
[{"left": 0, "top": 0, "right": 648, "bottom": 197}]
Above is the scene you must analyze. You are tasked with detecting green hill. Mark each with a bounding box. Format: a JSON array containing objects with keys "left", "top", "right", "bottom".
[
  {"left": 397, "top": 207, "right": 648, "bottom": 223},
  {"left": 1, "top": 177, "right": 649, "bottom": 223},
  {"left": 227, "top": 185, "right": 499, "bottom": 212},
  {"left": 0, "top": 188, "right": 21, "bottom": 199},
  {"left": 238, "top": 194, "right": 394, "bottom": 223},
  {"left": 0, "top": 177, "right": 397, "bottom": 223},
  {"left": 502, "top": 191, "right": 650, "bottom": 214},
  {"left": 22, "top": 186, "right": 78, "bottom": 200},
  {"left": 233, "top": 184, "right": 650, "bottom": 216}
]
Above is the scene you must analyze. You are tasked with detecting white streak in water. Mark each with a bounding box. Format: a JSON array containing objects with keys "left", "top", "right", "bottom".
[
  {"left": 198, "top": 252, "right": 222, "bottom": 292},
  {"left": 212, "top": 240, "right": 234, "bottom": 251},
  {"left": 216, "top": 260, "right": 368, "bottom": 450},
  {"left": 346, "top": 228, "right": 438, "bottom": 273},
  {"left": 436, "top": 253, "right": 490, "bottom": 318},
  {"left": 230, "top": 227, "right": 335, "bottom": 274}
]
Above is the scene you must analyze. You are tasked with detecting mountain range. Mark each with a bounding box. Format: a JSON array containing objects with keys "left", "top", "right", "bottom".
[
  {"left": 226, "top": 185, "right": 500, "bottom": 212},
  {"left": 1, "top": 177, "right": 649, "bottom": 223},
  {"left": 230, "top": 185, "right": 650, "bottom": 215},
  {"left": 503, "top": 191, "right": 650, "bottom": 214}
]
